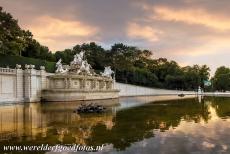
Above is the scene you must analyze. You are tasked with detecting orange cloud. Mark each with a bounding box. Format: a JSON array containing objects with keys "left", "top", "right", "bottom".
[
  {"left": 127, "top": 22, "right": 163, "bottom": 42},
  {"left": 25, "top": 16, "right": 99, "bottom": 51},
  {"left": 165, "top": 35, "right": 230, "bottom": 57},
  {"left": 148, "top": 6, "right": 230, "bottom": 31}
]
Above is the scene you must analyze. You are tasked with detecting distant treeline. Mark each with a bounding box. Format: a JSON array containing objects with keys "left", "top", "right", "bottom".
[{"left": 0, "top": 6, "right": 229, "bottom": 91}]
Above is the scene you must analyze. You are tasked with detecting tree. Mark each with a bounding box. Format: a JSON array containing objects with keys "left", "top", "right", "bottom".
[
  {"left": 0, "top": 7, "right": 32, "bottom": 55},
  {"left": 199, "top": 65, "right": 210, "bottom": 88},
  {"left": 22, "top": 39, "right": 54, "bottom": 61},
  {"left": 0, "top": 7, "right": 54, "bottom": 61},
  {"left": 213, "top": 66, "right": 230, "bottom": 91},
  {"left": 80, "top": 42, "right": 106, "bottom": 70}
]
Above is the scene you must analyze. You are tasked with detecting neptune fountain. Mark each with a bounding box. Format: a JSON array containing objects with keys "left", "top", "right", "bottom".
[{"left": 42, "top": 51, "right": 119, "bottom": 101}]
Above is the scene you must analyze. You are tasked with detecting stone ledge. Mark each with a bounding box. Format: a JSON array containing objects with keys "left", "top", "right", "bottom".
[
  {"left": 42, "top": 89, "right": 119, "bottom": 102},
  {"left": 43, "top": 89, "right": 120, "bottom": 92}
]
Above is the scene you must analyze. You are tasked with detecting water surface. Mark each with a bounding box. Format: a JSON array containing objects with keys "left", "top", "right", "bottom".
[{"left": 1, "top": 97, "right": 230, "bottom": 154}]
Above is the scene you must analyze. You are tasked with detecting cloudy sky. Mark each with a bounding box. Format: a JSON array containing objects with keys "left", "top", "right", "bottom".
[{"left": 1, "top": 0, "right": 230, "bottom": 75}]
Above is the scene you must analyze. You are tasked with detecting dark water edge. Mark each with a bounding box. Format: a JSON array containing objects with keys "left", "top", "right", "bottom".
[{"left": 0, "top": 96, "right": 230, "bottom": 154}]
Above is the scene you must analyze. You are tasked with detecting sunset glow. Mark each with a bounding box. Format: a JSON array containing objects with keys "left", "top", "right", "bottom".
[{"left": 1, "top": 0, "right": 230, "bottom": 74}]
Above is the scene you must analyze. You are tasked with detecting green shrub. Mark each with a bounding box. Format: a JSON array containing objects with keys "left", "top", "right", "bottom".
[{"left": 0, "top": 54, "right": 56, "bottom": 72}]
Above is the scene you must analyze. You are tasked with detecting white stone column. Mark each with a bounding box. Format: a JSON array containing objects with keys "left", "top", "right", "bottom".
[
  {"left": 40, "top": 66, "right": 47, "bottom": 90},
  {"left": 15, "top": 67, "right": 24, "bottom": 102},
  {"left": 24, "top": 65, "right": 39, "bottom": 102},
  {"left": 24, "top": 66, "right": 31, "bottom": 102}
]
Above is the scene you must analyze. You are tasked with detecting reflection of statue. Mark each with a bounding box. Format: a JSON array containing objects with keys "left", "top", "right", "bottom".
[
  {"left": 56, "top": 59, "right": 68, "bottom": 73},
  {"left": 101, "top": 66, "right": 114, "bottom": 78}
]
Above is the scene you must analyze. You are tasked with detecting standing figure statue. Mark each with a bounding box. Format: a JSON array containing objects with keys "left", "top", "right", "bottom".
[
  {"left": 84, "top": 61, "right": 92, "bottom": 75},
  {"left": 55, "top": 59, "right": 68, "bottom": 73},
  {"left": 101, "top": 66, "right": 114, "bottom": 78},
  {"left": 79, "top": 51, "right": 85, "bottom": 60},
  {"left": 71, "top": 51, "right": 85, "bottom": 65}
]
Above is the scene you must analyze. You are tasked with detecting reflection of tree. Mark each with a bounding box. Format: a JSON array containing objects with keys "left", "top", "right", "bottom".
[
  {"left": 208, "top": 97, "right": 230, "bottom": 118},
  {"left": 87, "top": 99, "right": 210, "bottom": 151}
]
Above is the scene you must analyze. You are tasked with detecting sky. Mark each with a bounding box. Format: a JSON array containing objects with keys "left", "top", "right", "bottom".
[{"left": 0, "top": 0, "right": 230, "bottom": 75}]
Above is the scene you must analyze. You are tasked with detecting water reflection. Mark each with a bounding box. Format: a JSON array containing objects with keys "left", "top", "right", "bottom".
[{"left": 0, "top": 97, "right": 230, "bottom": 154}]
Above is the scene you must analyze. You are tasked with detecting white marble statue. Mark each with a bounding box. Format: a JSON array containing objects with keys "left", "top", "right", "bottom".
[
  {"left": 77, "top": 60, "right": 92, "bottom": 75},
  {"left": 71, "top": 51, "right": 85, "bottom": 65},
  {"left": 40, "top": 66, "right": 45, "bottom": 70},
  {"left": 16, "top": 64, "right": 21, "bottom": 69},
  {"left": 84, "top": 61, "right": 92, "bottom": 75},
  {"left": 30, "top": 65, "right": 35, "bottom": 69},
  {"left": 101, "top": 66, "right": 114, "bottom": 78},
  {"left": 25, "top": 64, "right": 30, "bottom": 69},
  {"left": 56, "top": 59, "right": 68, "bottom": 73}
]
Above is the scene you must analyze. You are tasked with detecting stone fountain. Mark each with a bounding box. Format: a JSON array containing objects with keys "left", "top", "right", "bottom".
[{"left": 41, "top": 51, "right": 119, "bottom": 101}]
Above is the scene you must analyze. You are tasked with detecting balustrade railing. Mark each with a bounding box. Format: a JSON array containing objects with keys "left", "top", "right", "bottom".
[{"left": 0, "top": 67, "right": 16, "bottom": 74}]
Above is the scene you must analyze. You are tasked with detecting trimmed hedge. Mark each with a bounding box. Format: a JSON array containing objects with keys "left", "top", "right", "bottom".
[{"left": 0, "top": 54, "right": 56, "bottom": 73}]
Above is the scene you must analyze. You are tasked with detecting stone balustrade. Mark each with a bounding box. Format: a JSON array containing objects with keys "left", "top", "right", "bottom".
[
  {"left": 0, "top": 67, "right": 16, "bottom": 74},
  {"left": 0, "top": 65, "right": 48, "bottom": 103}
]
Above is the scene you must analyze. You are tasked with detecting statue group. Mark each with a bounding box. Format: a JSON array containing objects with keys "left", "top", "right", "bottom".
[{"left": 55, "top": 51, "right": 114, "bottom": 78}]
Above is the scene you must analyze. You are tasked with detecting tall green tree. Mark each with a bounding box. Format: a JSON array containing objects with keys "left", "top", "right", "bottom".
[
  {"left": 0, "top": 7, "right": 53, "bottom": 60},
  {"left": 213, "top": 66, "right": 230, "bottom": 91},
  {"left": 0, "top": 7, "right": 32, "bottom": 55}
]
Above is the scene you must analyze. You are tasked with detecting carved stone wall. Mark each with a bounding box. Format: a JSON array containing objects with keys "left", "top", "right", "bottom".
[{"left": 47, "top": 74, "right": 114, "bottom": 91}]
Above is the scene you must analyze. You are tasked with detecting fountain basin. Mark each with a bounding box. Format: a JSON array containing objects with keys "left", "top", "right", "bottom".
[{"left": 41, "top": 74, "right": 120, "bottom": 101}]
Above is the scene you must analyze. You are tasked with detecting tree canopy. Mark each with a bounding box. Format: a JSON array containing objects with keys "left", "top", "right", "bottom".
[
  {"left": 213, "top": 66, "right": 230, "bottom": 91},
  {"left": 0, "top": 7, "right": 54, "bottom": 61},
  {"left": 50, "top": 42, "right": 211, "bottom": 90}
]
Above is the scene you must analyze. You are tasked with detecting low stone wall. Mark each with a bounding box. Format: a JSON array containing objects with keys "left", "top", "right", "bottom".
[
  {"left": 0, "top": 67, "right": 21, "bottom": 102},
  {"left": 0, "top": 66, "right": 50, "bottom": 103},
  {"left": 115, "top": 82, "right": 196, "bottom": 97},
  {"left": 204, "top": 92, "right": 230, "bottom": 97}
]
